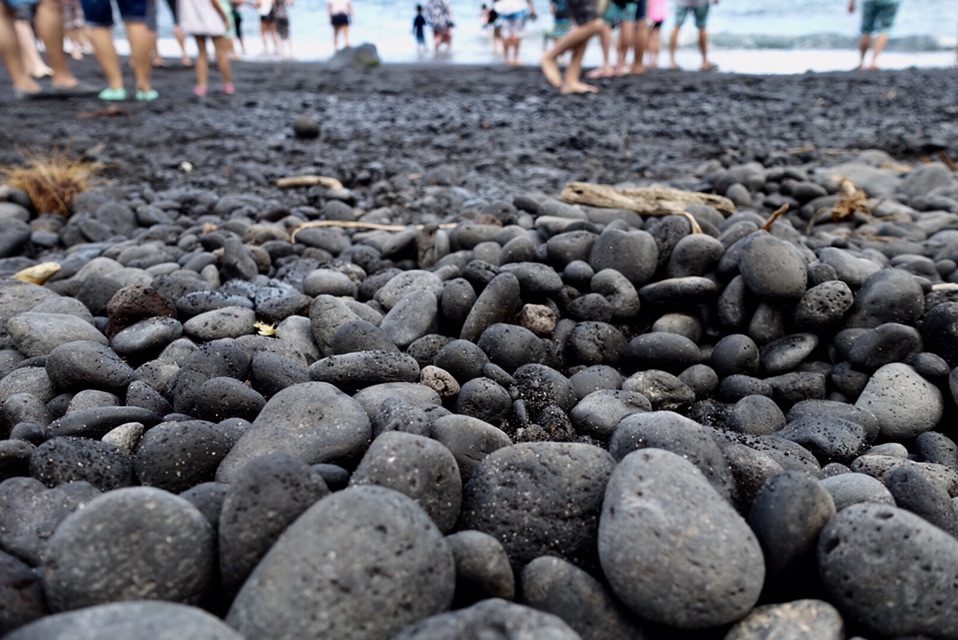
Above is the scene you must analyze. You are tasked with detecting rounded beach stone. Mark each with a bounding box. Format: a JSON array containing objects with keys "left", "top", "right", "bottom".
[
  {"left": 787, "top": 399, "right": 880, "bottom": 444},
  {"left": 0, "top": 477, "right": 101, "bottom": 566},
  {"left": 218, "top": 453, "right": 329, "bottom": 597},
  {"left": 844, "top": 267, "right": 924, "bottom": 329},
  {"left": 133, "top": 419, "right": 236, "bottom": 493},
  {"left": 309, "top": 350, "right": 421, "bottom": 390},
  {"left": 847, "top": 322, "right": 922, "bottom": 370},
  {"left": 793, "top": 279, "right": 854, "bottom": 328},
  {"left": 292, "top": 114, "right": 321, "bottom": 139},
  {"left": 169, "top": 339, "right": 251, "bottom": 416},
  {"left": 626, "top": 332, "right": 701, "bottom": 374},
  {"left": 621, "top": 370, "right": 695, "bottom": 412},
  {"left": 599, "top": 448, "right": 764, "bottom": 629},
  {"left": 817, "top": 503, "right": 958, "bottom": 638},
  {"left": 759, "top": 333, "right": 818, "bottom": 376},
  {"left": 44, "top": 406, "right": 161, "bottom": 439},
  {"left": 726, "top": 394, "right": 785, "bottom": 436},
  {"left": 30, "top": 437, "right": 135, "bottom": 491},
  {"left": 565, "top": 321, "right": 628, "bottom": 367},
  {"left": 42, "top": 486, "right": 214, "bottom": 612},
  {"left": 921, "top": 301, "right": 958, "bottom": 367},
  {"left": 2, "top": 601, "right": 243, "bottom": 640},
  {"left": 520, "top": 555, "right": 647, "bottom": 640},
  {"left": 609, "top": 410, "right": 736, "bottom": 504},
  {"left": 379, "top": 289, "right": 439, "bottom": 349},
  {"left": 45, "top": 341, "right": 135, "bottom": 392},
  {"left": 216, "top": 381, "right": 372, "bottom": 483},
  {"left": 747, "top": 470, "right": 836, "bottom": 590},
  {"left": 182, "top": 306, "right": 256, "bottom": 341},
  {"left": 737, "top": 233, "right": 808, "bottom": 302},
  {"left": 724, "top": 600, "right": 844, "bottom": 640},
  {"left": 7, "top": 312, "right": 108, "bottom": 358},
  {"left": 775, "top": 415, "right": 867, "bottom": 465},
  {"left": 569, "top": 389, "right": 651, "bottom": 440},
  {"left": 226, "top": 485, "right": 455, "bottom": 640},
  {"left": 0, "top": 549, "right": 47, "bottom": 635},
  {"left": 587, "top": 227, "right": 658, "bottom": 287},
  {"left": 476, "top": 323, "right": 550, "bottom": 373},
  {"left": 194, "top": 376, "right": 266, "bottom": 422},
  {"left": 110, "top": 317, "right": 183, "bottom": 358},
  {"left": 459, "top": 272, "right": 521, "bottom": 342},
  {"left": 710, "top": 333, "right": 760, "bottom": 377},
  {"left": 883, "top": 464, "right": 958, "bottom": 538},
  {"left": 430, "top": 414, "right": 512, "bottom": 483},
  {"left": 392, "top": 598, "right": 580, "bottom": 640},
  {"left": 854, "top": 363, "right": 943, "bottom": 439},
  {"left": 445, "top": 530, "right": 515, "bottom": 606},
  {"left": 349, "top": 431, "right": 462, "bottom": 533},
  {"left": 458, "top": 442, "right": 615, "bottom": 571}
]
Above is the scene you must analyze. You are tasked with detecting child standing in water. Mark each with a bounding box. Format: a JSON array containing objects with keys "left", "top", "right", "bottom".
[
  {"left": 179, "top": 0, "right": 235, "bottom": 95},
  {"left": 413, "top": 4, "right": 427, "bottom": 52}
]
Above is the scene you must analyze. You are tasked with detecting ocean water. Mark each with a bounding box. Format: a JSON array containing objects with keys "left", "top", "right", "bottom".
[{"left": 147, "top": 0, "right": 958, "bottom": 73}]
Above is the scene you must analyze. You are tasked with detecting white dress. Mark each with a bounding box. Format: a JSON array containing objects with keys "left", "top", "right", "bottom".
[{"left": 179, "top": 0, "right": 228, "bottom": 37}]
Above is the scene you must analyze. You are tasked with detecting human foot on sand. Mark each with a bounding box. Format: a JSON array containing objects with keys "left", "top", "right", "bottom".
[
  {"left": 561, "top": 80, "right": 598, "bottom": 94},
  {"left": 540, "top": 55, "right": 562, "bottom": 87},
  {"left": 585, "top": 64, "right": 613, "bottom": 79}
]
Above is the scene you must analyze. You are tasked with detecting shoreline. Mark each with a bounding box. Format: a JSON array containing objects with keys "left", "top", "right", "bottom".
[{"left": 134, "top": 36, "right": 958, "bottom": 76}]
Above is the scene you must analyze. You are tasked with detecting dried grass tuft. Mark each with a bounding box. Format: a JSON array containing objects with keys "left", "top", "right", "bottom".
[{"left": 1, "top": 151, "right": 100, "bottom": 217}]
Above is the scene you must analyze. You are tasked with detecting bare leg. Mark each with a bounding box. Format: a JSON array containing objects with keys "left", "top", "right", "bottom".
[
  {"left": 586, "top": 23, "right": 612, "bottom": 78},
  {"left": 563, "top": 37, "right": 598, "bottom": 94},
  {"left": 34, "top": 0, "right": 80, "bottom": 87},
  {"left": 213, "top": 35, "right": 231, "bottom": 85},
  {"left": 541, "top": 18, "right": 604, "bottom": 88},
  {"left": 856, "top": 34, "right": 870, "bottom": 69},
  {"left": 125, "top": 21, "right": 152, "bottom": 92},
  {"left": 88, "top": 25, "right": 124, "bottom": 89},
  {"left": 194, "top": 35, "right": 208, "bottom": 90},
  {"left": 14, "top": 20, "right": 51, "bottom": 77},
  {"left": 647, "top": 24, "right": 660, "bottom": 67},
  {"left": 631, "top": 19, "right": 647, "bottom": 73},
  {"left": 0, "top": 4, "right": 42, "bottom": 92},
  {"left": 697, "top": 27, "right": 713, "bottom": 69},
  {"left": 343, "top": 24, "right": 349, "bottom": 48},
  {"left": 668, "top": 25, "right": 680, "bottom": 69},
  {"left": 615, "top": 20, "right": 633, "bottom": 74},
  {"left": 174, "top": 23, "right": 191, "bottom": 65},
  {"left": 868, "top": 32, "right": 888, "bottom": 69}
]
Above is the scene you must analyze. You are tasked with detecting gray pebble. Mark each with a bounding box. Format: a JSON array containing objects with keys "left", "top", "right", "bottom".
[
  {"left": 42, "top": 486, "right": 214, "bottom": 611},
  {"left": 599, "top": 448, "right": 764, "bottom": 628},
  {"left": 227, "top": 485, "right": 454, "bottom": 640}
]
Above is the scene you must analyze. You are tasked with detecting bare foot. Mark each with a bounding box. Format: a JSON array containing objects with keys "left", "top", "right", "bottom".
[
  {"left": 561, "top": 80, "right": 599, "bottom": 95},
  {"left": 540, "top": 55, "right": 563, "bottom": 87},
  {"left": 585, "top": 65, "right": 613, "bottom": 79},
  {"left": 701, "top": 61, "right": 717, "bottom": 72},
  {"left": 630, "top": 63, "right": 646, "bottom": 75}
]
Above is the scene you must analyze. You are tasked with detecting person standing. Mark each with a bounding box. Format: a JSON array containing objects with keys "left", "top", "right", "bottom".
[
  {"left": 179, "top": 0, "right": 233, "bottom": 95},
  {"left": 668, "top": 0, "right": 718, "bottom": 71},
  {"left": 425, "top": 0, "right": 453, "bottom": 54},
  {"left": 257, "top": 0, "right": 278, "bottom": 56},
  {"left": 80, "top": 0, "right": 158, "bottom": 99},
  {"left": 0, "top": 0, "right": 92, "bottom": 98},
  {"left": 848, "top": 0, "right": 900, "bottom": 71},
  {"left": 494, "top": 0, "right": 535, "bottom": 65},
  {"left": 412, "top": 3, "right": 426, "bottom": 52},
  {"left": 540, "top": 0, "right": 604, "bottom": 93},
  {"left": 328, "top": 0, "right": 350, "bottom": 50},
  {"left": 273, "top": 0, "right": 291, "bottom": 57}
]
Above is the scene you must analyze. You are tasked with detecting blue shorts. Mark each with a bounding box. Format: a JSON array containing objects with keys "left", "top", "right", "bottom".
[
  {"left": 634, "top": 0, "right": 646, "bottom": 20},
  {"left": 81, "top": 0, "right": 150, "bottom": 27},
  {"left": 604, "top": 2, "right": 636, "bottom": 26},
  {"left": 860, "top": 0, "right": 899, "bottom": 34},
  {"left": 5, "top": 0, "right": 39, "bottom": 11},
  {"left": 674, "top": 4, "right": 709, "bottom": 30}
]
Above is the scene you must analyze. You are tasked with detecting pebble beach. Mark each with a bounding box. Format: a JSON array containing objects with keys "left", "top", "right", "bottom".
[{"left": 2, "top": 55, "right": 958, "bottom": 639}]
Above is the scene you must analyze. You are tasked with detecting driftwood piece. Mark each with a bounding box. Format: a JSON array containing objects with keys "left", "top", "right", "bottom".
[
  {"left": 290, "top": 220, "right": 457, "bottom": 243},
  {"left": 276, "top": 175, "right": 344, "bottom": 189},
  {"left": 559, "top": 182, "right": 736, "bottom": 234}
]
